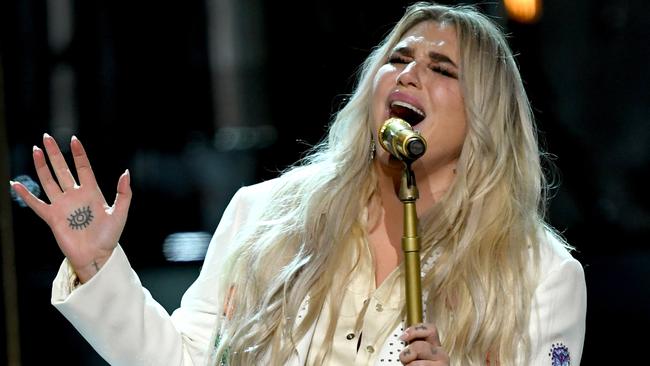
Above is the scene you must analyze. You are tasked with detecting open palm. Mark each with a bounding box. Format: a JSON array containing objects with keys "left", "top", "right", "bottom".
[{"left": 11, "top": 134, "right": 131, "bottom": 283}]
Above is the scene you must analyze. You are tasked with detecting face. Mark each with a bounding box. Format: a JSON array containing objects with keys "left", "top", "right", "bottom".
[{"left": 371, "top": 20, "right": 467, "bottom": 174}]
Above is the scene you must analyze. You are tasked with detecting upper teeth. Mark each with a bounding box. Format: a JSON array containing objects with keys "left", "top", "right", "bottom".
[{"left": 391, "top": 101, "right": 425, "bottom": 117}]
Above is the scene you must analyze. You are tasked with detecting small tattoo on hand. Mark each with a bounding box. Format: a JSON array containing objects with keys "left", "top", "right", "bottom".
[
  {"left": 68, "top": 206, "right": 94, "bottom": 230},
  {"left": 402, "top": 349, "right": 411, "bottom": 356},
  {"left": 431, "top": 346, "right": 438, "bottom": 355},
  {"left": 415, "top": 325, "right": 428, "bottom": 330}
]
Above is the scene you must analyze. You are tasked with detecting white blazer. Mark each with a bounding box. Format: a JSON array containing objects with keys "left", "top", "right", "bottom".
[{"left": 51, "top": 180, "right": 586, "bottom": 365}]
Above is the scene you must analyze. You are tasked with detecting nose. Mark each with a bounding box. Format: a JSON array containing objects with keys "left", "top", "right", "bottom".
[{"left": 396, "top": 61, "right": 421, "bottom": 88}]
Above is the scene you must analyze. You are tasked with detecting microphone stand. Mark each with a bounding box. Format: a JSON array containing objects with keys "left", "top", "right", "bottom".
[
  {"left": 399, "top": 162, "right": 423, "bottom": 327},
  {"left": 377, "top": 117, "right": 426, "bottom": 327}
]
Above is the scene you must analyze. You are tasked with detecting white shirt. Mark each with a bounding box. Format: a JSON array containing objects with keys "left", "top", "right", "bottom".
[{"left": 51, "top": 180, "right": 587, "bottom": 365}]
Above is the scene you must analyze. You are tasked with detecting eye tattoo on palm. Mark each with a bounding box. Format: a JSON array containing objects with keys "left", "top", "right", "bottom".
[{"left": 67, "top": 206, "right": 94, "bottom": 230}]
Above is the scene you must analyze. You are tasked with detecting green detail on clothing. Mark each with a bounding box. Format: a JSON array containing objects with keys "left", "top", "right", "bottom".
[{"left": 214, "top": 334, "right": 230, "bottom": 366}]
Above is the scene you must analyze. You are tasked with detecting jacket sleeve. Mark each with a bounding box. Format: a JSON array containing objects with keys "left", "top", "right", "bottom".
[
  {"left": 51, "top": 184, "right": 259, "bottom": 366},
  {"left": 527, "top": 257, "right": 587, "bottom": 365}
]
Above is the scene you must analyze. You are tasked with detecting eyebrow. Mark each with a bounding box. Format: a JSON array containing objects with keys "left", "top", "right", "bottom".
[{"left": 392, "top": 46, "right": 458, "bottom": 68}]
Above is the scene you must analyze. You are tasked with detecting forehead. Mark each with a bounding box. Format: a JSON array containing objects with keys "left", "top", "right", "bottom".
[{"left": 395, "top": 21, "right": 459, "bottom": 61}]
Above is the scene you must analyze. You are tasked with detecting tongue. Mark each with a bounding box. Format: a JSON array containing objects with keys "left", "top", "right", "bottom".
[{"left": 390, "top": 104, "right": 424, "bottom": 125}]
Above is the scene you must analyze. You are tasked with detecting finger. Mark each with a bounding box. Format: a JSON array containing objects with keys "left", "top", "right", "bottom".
[
  {"left": 33, "top": 145, "right": 63, "bottom": 200},
  {"left": 70, "top": 135, "right": 97, "bottom": 187},
  {"left": 10, "top": 181, "right": 49, "bottom": 220},
  {"left": 400, "top": 345, "right": 418, "bottom": 364},
  {"left": 110, "top": 169, "right": 132, "bottom": 218},
  {"left": 42, "top": 133, "right": 77, "bottom": 191},
  {"left": 403, "top": 360, "right": 448, "bottom": 366},
  {"left": 400, "top": 342, "right": 448, "bottom": 364},
  {"left": 401, "top": 323, "right": 441, "bottom": 347}
]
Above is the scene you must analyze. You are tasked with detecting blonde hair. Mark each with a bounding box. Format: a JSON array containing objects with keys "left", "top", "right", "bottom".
[{"left": 212, "top": 2, "right": 560, "bottom": 365}]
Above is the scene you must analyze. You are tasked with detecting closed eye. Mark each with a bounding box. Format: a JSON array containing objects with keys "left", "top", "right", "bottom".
[
  {"left": 388, "top": 55, "right": 411, "bottom": 64},
  {"left": 388, "top": 51, "right": 458, "bottom": 79},
  {"left": 431, "top": 65, "right": 457, "bottom": 79}
]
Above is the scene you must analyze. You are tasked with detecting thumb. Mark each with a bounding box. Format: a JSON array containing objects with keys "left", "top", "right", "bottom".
[
  {"left": 10, "top": 180, "right": 49, "bottom": 220},
  {"left": 111, "top": 169, "right": 132, "bottom": 218}
]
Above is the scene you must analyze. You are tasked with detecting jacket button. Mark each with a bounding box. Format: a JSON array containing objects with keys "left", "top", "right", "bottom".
[
  {"left": 346, "top": 333, "right": 355, "bottom": 340},
  {"left": 366, "top": 345, "right": 375, "bottom": 353}
]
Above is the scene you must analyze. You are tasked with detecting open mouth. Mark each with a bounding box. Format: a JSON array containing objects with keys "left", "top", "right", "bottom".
[{"left": 389, "top": 101, "right": 425, "bottom": 126}]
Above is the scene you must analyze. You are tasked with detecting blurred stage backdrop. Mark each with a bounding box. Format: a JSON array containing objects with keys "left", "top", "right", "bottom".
[{"left": 1, "top": 0, "right": 649, "bottom": 364}]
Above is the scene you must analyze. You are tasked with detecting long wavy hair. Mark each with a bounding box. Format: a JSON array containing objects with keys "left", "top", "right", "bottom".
[{"left": 212, "top": 2, "right": 561, "bottom": 365}]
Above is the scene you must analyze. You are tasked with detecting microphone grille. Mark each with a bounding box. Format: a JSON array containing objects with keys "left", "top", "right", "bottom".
[{"left": 406, "top": 139, "right": 426, "bottom": 158}]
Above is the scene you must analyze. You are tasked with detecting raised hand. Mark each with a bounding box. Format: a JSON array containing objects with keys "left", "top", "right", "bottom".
[{"left": 10, "top": 133, "right": 131, "bottom": 283}]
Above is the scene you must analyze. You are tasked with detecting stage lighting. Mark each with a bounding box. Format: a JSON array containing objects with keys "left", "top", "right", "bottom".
[{"left": 503, "top": 0, "right": 542, "bottom": 23}]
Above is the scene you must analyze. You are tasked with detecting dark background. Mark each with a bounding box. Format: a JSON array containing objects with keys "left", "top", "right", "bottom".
[{"left": 1, "top": 0, "right": 649, "bottom": 364}]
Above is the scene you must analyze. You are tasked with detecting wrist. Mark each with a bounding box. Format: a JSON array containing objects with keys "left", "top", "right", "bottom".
[{"left": 73, "top": 254, "right": 111, "bottom": 284}]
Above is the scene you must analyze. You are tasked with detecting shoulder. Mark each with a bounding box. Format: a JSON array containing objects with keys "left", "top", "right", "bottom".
[
  {"left": 201, "top": 178, "right": 282, "bottom": 275},
  {"left": 536, "top": 228, "right": 583, "bottom": 277},
  {"left": 531, "top": 227, "right": 586, "bottom": 314},
  {"left": 228, "top": 178, "right": 282, "bottom": 214},
  {"left": 209, "top": 178, "right": 281, "bottom": 243},
  {"left": 235, "top": 178, "right": 281, "bottom": 200}
]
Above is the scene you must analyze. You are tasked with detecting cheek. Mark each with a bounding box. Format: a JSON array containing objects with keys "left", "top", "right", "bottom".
[
  {"left": 449, "top": 107, "right": 468, "bottom": 153},
  {"left": 370, "top": 67, "right": 393, "bottom": 121},
  {"left": 372, "top": 65, "right": 392, "bottom": 89},
  {"left": 433, "top": 84, "right": 465, "bottom": 122},
  {"left": 427, "top": 86, "right": 467, "bottom": 148},
  {"left": 445, "top": 94, "right": 467, "bottom": 145},
  {"left": 372, "top": 66, "right": 396, "bottom": 100}
]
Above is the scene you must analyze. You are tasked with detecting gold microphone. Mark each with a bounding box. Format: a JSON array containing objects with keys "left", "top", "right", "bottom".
[
  {"left": 378, "top": 117, "right": 427, "bottom": 162},
  {"left": 378, "top": 117, "right": 426, "bottom": 327}
]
